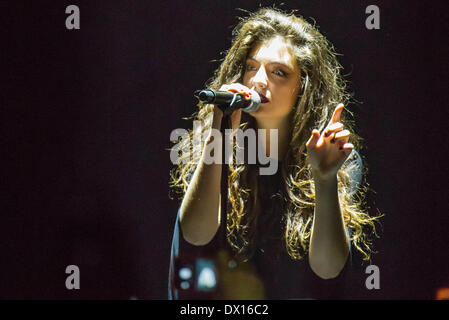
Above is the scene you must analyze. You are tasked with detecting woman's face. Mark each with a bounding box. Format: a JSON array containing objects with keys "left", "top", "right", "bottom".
[{"left": 243, "top": 36, "right": 301, "bottom": 120}]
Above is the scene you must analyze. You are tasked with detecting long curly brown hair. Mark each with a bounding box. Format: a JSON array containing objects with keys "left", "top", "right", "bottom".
[{"left": 170, "top": 7, "right": 382, "bottom": 262}]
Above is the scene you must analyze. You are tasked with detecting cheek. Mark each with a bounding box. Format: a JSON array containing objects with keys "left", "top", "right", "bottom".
[
  {"left": 288, "top": 81, "right": 301, "bottom": 104},
  {"left": 279, "top": 86, "right": 296, "bottom": 104},
  {"left": 289, "top": 87, "right": 299, "bottom": 104},
  {"left": 277, "top": 85, "right": 299, "bottom": 112},
  {"left": 242, "top": 73, "right": 251, "bottom": 87}
]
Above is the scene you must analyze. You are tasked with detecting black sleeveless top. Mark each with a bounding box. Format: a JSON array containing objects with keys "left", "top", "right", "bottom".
[{"left": 169, "top": 152, "right": 362, "bottom": 299}]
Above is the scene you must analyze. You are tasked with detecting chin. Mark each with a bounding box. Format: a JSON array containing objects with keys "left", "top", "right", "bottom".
[
  {"left": 249, "top": 108, "right": 266, "bottom": 119},
  {"left": 250, "top": 104, "right": 269, "bottom": 117}
]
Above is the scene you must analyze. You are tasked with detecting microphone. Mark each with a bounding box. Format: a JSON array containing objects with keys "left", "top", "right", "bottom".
[{"left": 195, "top": 89, "right": 260, "bottom": 114}]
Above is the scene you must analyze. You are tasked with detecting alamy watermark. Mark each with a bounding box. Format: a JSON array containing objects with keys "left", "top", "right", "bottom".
[
  {"left": 365, "top": 264, "right": 380, "bottom": 290},
  {"left": 65, "top": 5, "right": 80, "bottom": 30},
  {"left": 365, "top": 5, "right": 380, "bottom": 30},
  {"left": 65, "top": 265, "right": 80, "bottom": 290},
  {"left": 64, "top": 5, "right": 379, "bottom": 31},
  {"left": 170, "top": 120, "right": 279, "bottom": 175}
]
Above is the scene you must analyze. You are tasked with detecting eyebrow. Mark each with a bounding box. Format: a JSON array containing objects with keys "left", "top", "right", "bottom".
[{"left": 246, "top": 57, "right": 293, "bottom": 70}]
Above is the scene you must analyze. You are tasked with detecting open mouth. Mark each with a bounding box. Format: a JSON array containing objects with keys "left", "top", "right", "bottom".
[{"left": 259, "top": 93, "right": 269, "bottom": 104}]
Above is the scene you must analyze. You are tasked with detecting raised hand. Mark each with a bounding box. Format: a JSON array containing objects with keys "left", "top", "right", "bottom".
[{"left": 305, "top": 103, "right": 354, "bottom": 181}]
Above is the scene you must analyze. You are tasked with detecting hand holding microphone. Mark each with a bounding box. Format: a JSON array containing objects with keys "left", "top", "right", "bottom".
[{"left": 196, "top": 84, "right": 261, "bottom": 115}]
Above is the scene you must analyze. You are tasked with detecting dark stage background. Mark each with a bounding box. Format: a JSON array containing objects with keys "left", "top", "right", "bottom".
[{"left": 1, "top": 0, "right": 448, "bottom": 299}]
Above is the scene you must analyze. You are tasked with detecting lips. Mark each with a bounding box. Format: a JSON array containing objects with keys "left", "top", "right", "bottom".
[{"left": 258, "top": 93, "right": 269, "bottom": 103}]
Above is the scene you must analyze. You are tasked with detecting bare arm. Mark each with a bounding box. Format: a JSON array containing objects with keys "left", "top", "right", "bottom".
[
  {"left": 305, "top": 104, "right": 353, "bottom": 279},
  {"left": 308, "top": 175, "right": 349, "bottom": 279},
  {"left": 179, "top": 108, "right": 224, "bottom": 246},
  {"left": 179, "top": 83, "right": 250, "bottom": 246}
]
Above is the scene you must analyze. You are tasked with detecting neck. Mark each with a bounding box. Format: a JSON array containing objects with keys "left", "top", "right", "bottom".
[{"left": 255, "top": 114, "right": 292, "bottom": 161}]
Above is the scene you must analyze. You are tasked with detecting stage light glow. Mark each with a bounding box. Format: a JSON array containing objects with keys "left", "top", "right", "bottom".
[
  {"left": 178, "top": 267, "right": 193, "bottom": 280},
  {"left": 180, "top": 281, "right": 190, "bottom": 290},
  {"left": 197, "top": 267, "right": 216, "bottom": 289}
]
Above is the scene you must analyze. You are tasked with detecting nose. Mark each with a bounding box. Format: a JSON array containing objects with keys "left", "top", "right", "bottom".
[{"left": 252, "top": 65, "right": 268, "bottom": 89}]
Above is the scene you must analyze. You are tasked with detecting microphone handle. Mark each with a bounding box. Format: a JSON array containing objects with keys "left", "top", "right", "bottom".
[
  {"left": 196, "top": 89, "right": 235, "bottom": 105},
  {"left": 195, "top": 89, "right": 260, "bottom": 114}
]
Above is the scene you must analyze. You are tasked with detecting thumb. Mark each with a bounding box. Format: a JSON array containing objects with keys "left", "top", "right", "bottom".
[{"left": 306, "top": 129, "right": 320, "bottom": 149}]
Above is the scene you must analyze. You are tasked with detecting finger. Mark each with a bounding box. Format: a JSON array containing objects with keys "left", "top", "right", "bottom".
[
  {"left": 334, "top": 129, "right": 350, "bottom": 140},
  {"left": 220, "top": 83, "right": 246, "bottom": 92},
  {"left": 228, "top": 87, "right": 247, "bottom": 94},
  {"left": 339, "top": 142, "right": 354, "bottom": 151},
  {"left": 329, "top": 103, "right": 345, "bottom": 125},
  {"left": 331, "top": 130, "right": 350, "bottom": 145},
  {"left": 228, "top": 85, "right": 252, "bottom": 100},
  {"left": 227, "top": 83, "right": 249, "bottom": 92},
  {"left": 324, "top": 122, "right": 344, "bottom": 138},
  {"left": 327, "top": 122, "right": 344, "bottom": 132},
  {"left": 333, "top": 135, "right": 349, "bottom": 146},
  {"left": 306, "top": 129, "right": 320, "bottom": 149}
]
